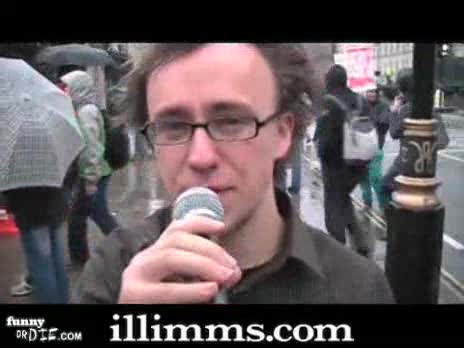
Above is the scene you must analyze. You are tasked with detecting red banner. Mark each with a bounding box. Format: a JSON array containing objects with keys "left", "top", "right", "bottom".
[{"left": 335, "top": 44, "right": 376, "bottom": 92}]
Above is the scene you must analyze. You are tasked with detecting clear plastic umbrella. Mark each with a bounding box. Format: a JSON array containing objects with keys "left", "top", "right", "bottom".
[{"left": 0, "top": 58, "right": 84, "bottom": 191}]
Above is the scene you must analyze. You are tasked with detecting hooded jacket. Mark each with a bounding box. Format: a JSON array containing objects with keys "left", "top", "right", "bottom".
[
  {"left": 315, "top": 65, "right": 370, "bottom": 165},
  {"left": 367, "top": 97, "right": 391, "bottom": 149},
  {"left": 3, "top": 161, "right": 79, "bottom": 230},
  {"left": 61, "top": 71, "right": 111, "bottom": 183}
]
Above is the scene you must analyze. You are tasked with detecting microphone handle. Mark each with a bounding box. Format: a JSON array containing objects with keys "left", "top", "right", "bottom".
[{"left": 214, "top": 289, "right": 228, "bottom": 304}]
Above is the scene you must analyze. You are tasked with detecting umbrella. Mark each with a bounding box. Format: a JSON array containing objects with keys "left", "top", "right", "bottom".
[
  {"left": 0, "top": 58, "right": 85, "bottom": 191},
  {"left": 34, "top": 44, "right": 117, "bottom": 68}
]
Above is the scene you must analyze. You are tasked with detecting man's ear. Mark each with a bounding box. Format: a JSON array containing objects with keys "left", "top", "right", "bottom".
[{"left": 275, "top": 112, "right": 295, "bottom": 161}]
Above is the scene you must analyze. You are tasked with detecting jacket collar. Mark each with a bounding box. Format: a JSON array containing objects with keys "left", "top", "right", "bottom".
[
  {"left": 275, "top": 189, "right": 325, "bottom": 279},
  {"left": 142, "top": 189, "right": 326, "bottom": 287}
]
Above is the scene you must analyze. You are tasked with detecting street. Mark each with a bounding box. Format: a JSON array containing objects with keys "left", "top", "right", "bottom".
[{"left": 350, "top": 111, "right": 464, "bottom": 296}]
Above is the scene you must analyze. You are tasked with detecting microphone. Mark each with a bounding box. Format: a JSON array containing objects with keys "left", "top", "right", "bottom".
[{"left": 172, "top": 187, "right": 228, "bottom": 304}]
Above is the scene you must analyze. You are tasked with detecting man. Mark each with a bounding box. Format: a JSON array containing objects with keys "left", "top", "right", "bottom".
[
  {"left": 315, "top": 65, "right": 373, "bottom": 257},
  {"left": 73, "top": 44, "right": 393, "bottom": 304},
  {"left": 360, "top": 89, "right": 391, "bottom": 218},
  {"left": 383, "top": 68, "right": 449, "bottom": 200},
  {"left": 61, "top": 70, "right": 120, "bottom": 267},
  {"left": 277, "top": 139, "right": 303, "bottom": 194}
]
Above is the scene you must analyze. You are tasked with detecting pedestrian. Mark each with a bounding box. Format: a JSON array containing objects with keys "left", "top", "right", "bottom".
[
  {"left": 73, "top": 44, "right": 393, "bottom": 304},
  {"left": 60, "top": 70, "right": 120, "bottom": 268},
  {"left": 360, "top": 88, "right": 392, "bottom": 217},
  {"left": 276, "top": 140, "right": 302, "bottom": 195},
  {"left": 0, "top": 57, "right": 84, "bottom": 304},
  {"left": 315, "top": 64, "right": 374, "bottom": 257},
  {"left": 281, "top": 94, "right": 313, "bottom": 195},
  {"left": 382, "top": 68, "right": 450, "bottom": 201},
  {"left": 8, "top": 75, "right": 82, "bottom": 299},
  {"left": 3, "top": 163, "right": 79, "bottom": 303}
]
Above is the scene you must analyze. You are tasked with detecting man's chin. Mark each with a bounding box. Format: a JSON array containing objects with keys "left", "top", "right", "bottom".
[
  {"left": 222, "top": 205, "right": 254, "bottom": 237},
  {"left": 216, "top": 187, "right": 234, "bottom": 205}
]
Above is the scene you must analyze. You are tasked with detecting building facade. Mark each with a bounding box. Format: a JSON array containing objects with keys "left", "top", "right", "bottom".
[
  {"left": 375, "top": 43, "right": 414, "bottom": 79},
  {"left": 334, "top": 43, "right": 414, "bottom": 80}
]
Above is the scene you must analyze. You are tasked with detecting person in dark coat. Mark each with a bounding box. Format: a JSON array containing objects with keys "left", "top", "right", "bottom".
[
  {"left": 383, "top": 68, "right": 449, "bottom": 199},
  {"left": 315, "top": 64, "right": 371, "bottom": 257},
  {"left": 3, "top": 162, "right": 79, "bottom": 303}
]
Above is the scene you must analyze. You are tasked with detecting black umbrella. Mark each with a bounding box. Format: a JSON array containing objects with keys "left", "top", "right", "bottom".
[{"left": 34, "top": 44, "right": 117, "bottom": 68}]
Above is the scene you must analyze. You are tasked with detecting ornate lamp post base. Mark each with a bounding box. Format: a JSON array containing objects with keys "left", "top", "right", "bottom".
[{"left": 385, "top": 98, "right": 445, "bottom": 303}]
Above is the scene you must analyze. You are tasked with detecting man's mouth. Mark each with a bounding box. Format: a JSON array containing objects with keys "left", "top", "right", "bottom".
[
  {"left": 206, "top": 187, "right": 233, "bottom": 195},
  {"left": 177, "top": 186, "right": 233, "bottom": 196}
]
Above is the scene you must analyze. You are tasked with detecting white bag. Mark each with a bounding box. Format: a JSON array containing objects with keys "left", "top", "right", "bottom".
[
  {"left": 333, "top": 94, "right": 379, "bottom": 165},
  {"left": 343, "top": 117, "right": 379, "bottom": 164}
]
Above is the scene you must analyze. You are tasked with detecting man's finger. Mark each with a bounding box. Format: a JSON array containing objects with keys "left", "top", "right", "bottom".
[
  {"left": 163, "top": 216, "right": 226, "bottom": 239},
  {"left": 156, "top": 232, "right": 238, "bottom": 270},
  {"left": 140, "top": 248, "right": 239, "bottom": 286},
  {"left": 119, "top": 281, "right": 219, "bottom": 304}
]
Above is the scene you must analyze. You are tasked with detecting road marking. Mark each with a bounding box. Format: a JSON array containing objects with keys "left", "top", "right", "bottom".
[
  {"left": 309, "top": 166, "right": 464, "bottom": 296},
  {"left": 438, "top": 152, "right": 464, "bottom": 163},
  {"left": 444, "top": 234, "right": 464, "bottom": 251},
  {"left": 351, "top": 194, "right": 464, "bottom": 251},
  {"left": 441, "top": 269, "right": 464, "bottom": 297}
]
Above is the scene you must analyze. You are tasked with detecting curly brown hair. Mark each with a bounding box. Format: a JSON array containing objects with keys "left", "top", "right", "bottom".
[{"left": 127, "top": 43, "right": 323, "bottom": 182}]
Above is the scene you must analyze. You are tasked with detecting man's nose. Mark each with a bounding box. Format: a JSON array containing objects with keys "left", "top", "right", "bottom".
[{"left": 186, "top": 127, "right": 219, "bottom": 171}]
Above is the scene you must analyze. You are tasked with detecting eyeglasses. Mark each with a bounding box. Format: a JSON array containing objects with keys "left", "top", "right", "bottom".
[{"left": 141, "top": 112, "right": 282, "bottom": 146}]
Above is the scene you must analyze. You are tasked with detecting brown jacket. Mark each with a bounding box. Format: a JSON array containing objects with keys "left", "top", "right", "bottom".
[{"left": 72, "top": 191, "right": 394, "bottom": 304}]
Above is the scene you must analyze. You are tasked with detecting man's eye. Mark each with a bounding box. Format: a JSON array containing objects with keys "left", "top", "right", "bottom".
[
  {"left": 214, "top": 118, "right": 246, "bottom": 130},
  {"left": 215, "top": 118, "right": 250, "bottom": 127},
  {"left": 156, "top": 122, "right": 190, "bottom": 141},
  {"left": 159, "top": 122, "right": 188, "bottom": 131}
]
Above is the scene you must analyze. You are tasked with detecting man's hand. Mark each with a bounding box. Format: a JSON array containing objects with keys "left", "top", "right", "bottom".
[
  {"left": 84, "top": 181, "right": 98, "bottom": 196},
  {"left": 118, "top": 216, "right": 242, "bottom": 304},
  {"left": 390, "top": 95, "right": 403, "bottom": 113}
]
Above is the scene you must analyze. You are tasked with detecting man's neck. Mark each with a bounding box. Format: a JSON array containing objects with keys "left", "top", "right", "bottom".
[{"left": 221, "top": 187, "right": 285, "bottom": 271}]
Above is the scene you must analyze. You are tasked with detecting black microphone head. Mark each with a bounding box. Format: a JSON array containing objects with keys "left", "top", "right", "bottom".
[{"left": 172, "top": 187, "right": 224, "bottom": 222}]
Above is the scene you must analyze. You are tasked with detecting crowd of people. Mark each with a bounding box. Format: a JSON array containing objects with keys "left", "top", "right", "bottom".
[
  {"left": 1, "top": 43, "right": 447, "bottom": 304},
  {"left": 0, "top": 44, "right": 130, "bottom": 302}
]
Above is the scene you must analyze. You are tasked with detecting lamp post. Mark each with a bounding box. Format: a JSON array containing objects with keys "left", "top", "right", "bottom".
[{"left": 385, "top": 44, "right": 445, "bottom": 304}]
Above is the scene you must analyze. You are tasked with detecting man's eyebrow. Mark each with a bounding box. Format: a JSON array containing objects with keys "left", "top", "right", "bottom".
[
  {"left": 150, "top": 102, "right": 257, "bottom": 121},
  {"left": 151, "top": 107, "right": 191, "bottom": 120},
  {"left": 209, "top": 102, "right": 256, "bottom": 116}
]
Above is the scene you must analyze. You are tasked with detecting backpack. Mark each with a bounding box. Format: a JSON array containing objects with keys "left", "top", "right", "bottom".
[
  {"left": 328, "top": 94, "right": 379, "bottom": 166},
  {"left": 102, "top": 115, "right": 130, "bottom": 171}
]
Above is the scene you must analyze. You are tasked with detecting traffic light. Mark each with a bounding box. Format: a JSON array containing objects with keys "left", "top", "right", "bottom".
[{"left": 437, "top": 43, "right": 452, "bottom": 58}]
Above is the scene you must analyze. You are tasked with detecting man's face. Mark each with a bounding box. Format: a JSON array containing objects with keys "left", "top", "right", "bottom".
[
  {"left": 146, "top": 44, "right": 294, "bottom": 231},
  {"left": 366, "top": 90, "right": 378, "bottom": 103}
]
